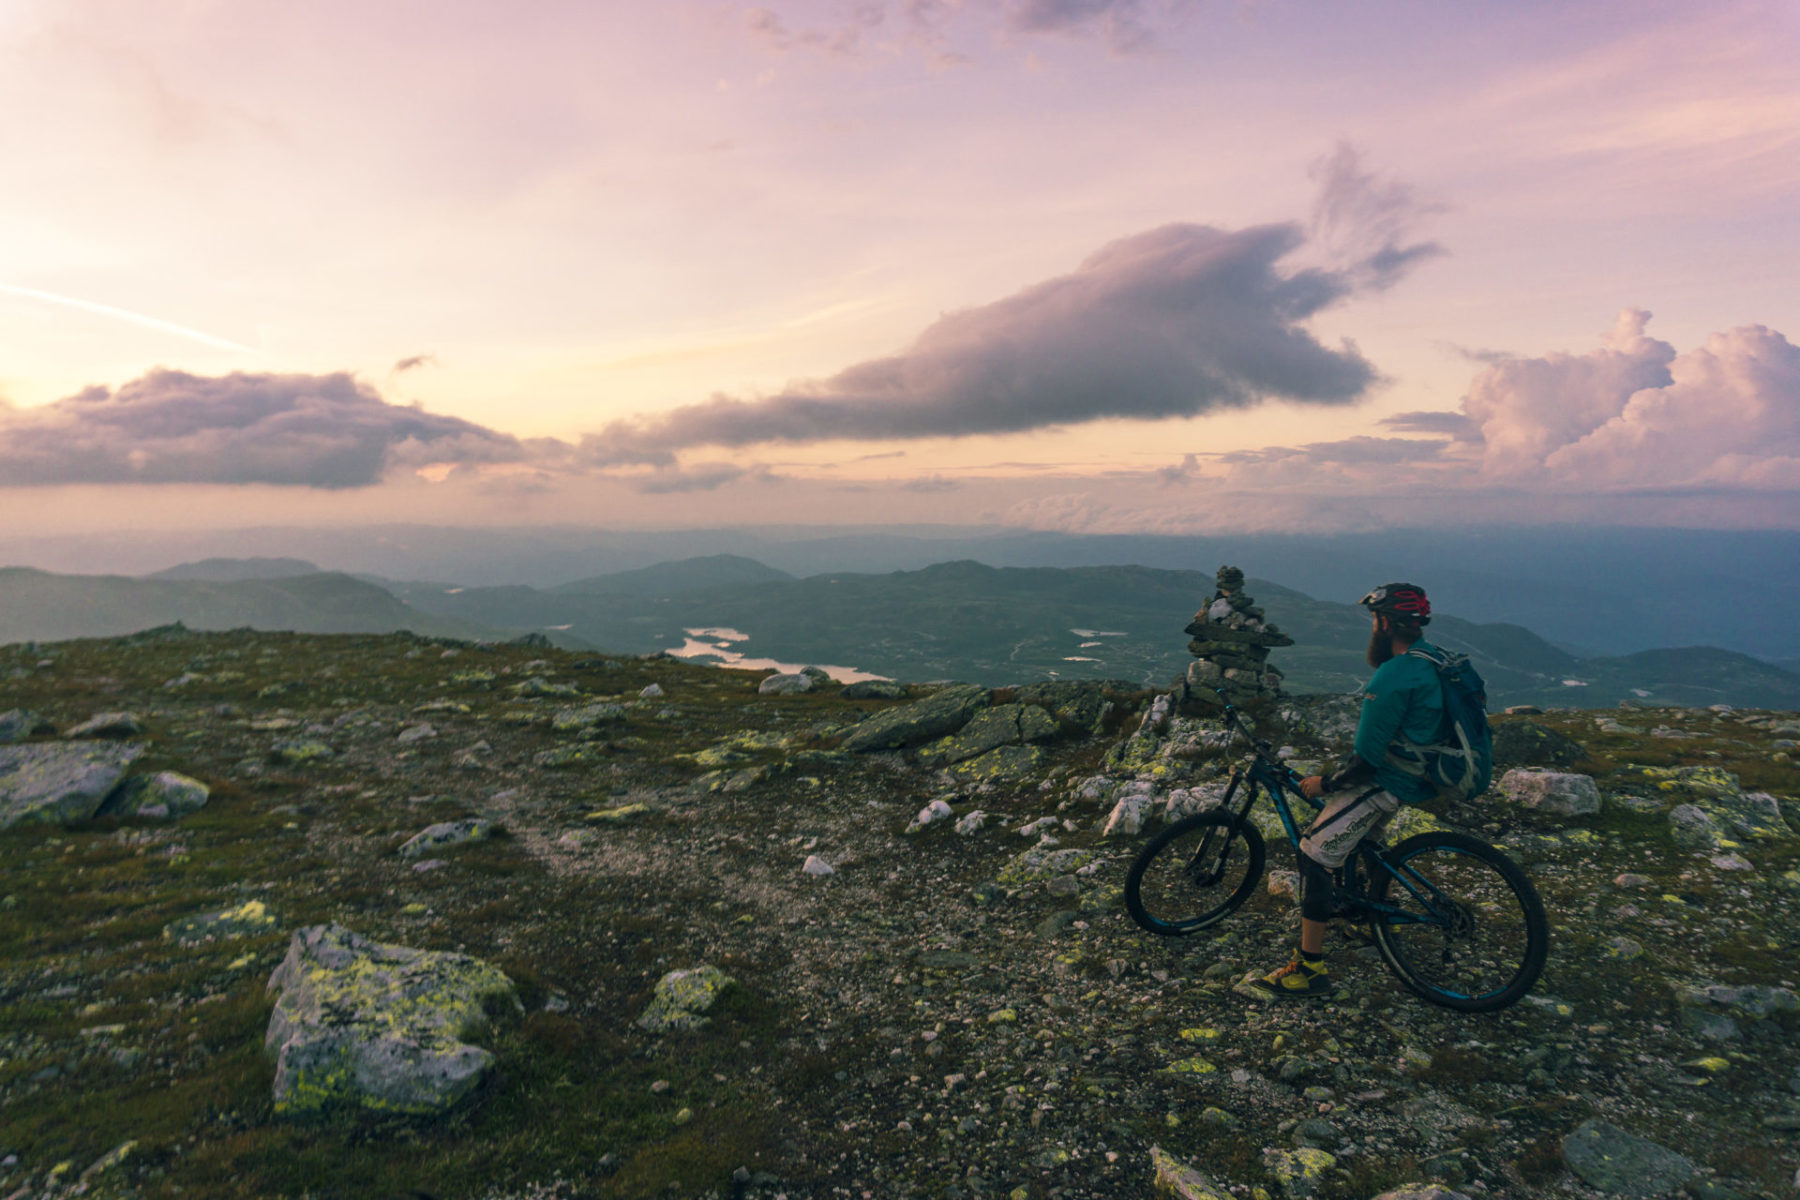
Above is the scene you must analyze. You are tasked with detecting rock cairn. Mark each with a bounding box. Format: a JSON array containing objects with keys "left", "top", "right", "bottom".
[{"left": 1183, "top": 565, "right": 1292, "bottom": 706}]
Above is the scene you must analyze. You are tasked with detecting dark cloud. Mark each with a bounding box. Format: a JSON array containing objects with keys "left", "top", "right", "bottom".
[
  {"left": 584, "top": 218, "right": 1415, "bottom": 465},
  {"left": 392, "top": 354, "right": 437, "bottom": 374},
  {"left": 1380, "top": 410, "right": 1482, "bottom": 439},
  {"left": 0, "top": 368, "right": 545, "bottom": 489},
  {"left": 1221, "top": 436, "right": 1450, "bottom": 467}
]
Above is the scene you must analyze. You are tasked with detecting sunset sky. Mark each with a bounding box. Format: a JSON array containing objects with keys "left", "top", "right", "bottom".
[{"left": 2, "top": 0, "right": 1797, "bottom": 536}]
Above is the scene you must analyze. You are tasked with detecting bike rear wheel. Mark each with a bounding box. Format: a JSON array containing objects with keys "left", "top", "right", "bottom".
[
  {"left": 1124, "top": 813, "right": 1265, "bottom": 936},
  {"left": 1369, "top": 831, "right": 1548, "bottom": 1012}
]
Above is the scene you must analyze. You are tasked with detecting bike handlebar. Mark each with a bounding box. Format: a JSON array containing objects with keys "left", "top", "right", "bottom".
[{"left": 1212, "top": 689, "right": 1307, "bottom": 791}]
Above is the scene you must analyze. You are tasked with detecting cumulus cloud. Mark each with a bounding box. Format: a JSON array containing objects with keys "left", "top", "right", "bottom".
[
  {"left": 1451, "top": 309, "right": 1800, "bottom": 489},
  {"left": 0, "top": 368, "right": 549, "bottom": 489},
  {"left": 1544, "top": 324, "right": 1800, "bottom": 486},
  {"left": 584, "top": 209, "right": 1436, "bottom": 465},
  {"left": 1462, "top": 309, "right": 1676, "bottom": 476}
]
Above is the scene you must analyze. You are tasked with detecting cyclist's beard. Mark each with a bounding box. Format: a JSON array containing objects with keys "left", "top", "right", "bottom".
[{"left": 1366, "top": 628, "right": 1395, "bottom": 668}]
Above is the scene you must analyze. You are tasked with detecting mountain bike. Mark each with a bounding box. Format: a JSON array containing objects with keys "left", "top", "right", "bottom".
[{"left": 1122, "top": 697, "right": 1548, "bottom": 1011}]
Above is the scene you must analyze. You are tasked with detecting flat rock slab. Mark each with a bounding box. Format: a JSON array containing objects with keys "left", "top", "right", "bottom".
[
  {"left": 918, "top": 703, "right": 1058, "bottom": 767},
  {"left": 636, "top": 965, "right": 736, "bottom": 1032},
  {"left": 66, "top": 711, "right": 145, "bottom": 738},
  {"left": 265, "top": 923, "right": 518, "bottom": 1115},
  {"left": 1561, "top": 1118, "right": 1696, "bottom": 1198},
  {"left": 398, "top": 819, "right": 498, "bottom": 859},
  {"left": 840, "top": 684, "right": 989, "bottom": 753},
  {"left": 0, "top": 741, "right": 144, "bottom": 829}
]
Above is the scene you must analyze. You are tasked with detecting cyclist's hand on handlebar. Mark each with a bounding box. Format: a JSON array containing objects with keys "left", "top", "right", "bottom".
[{"left": 1299, "top": 775, "right": 1326, "bottom": 800}]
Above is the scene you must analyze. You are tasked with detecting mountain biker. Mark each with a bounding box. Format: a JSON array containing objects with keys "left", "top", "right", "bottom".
[{"left": 1245, "top": 582, "right": 1445, "bottom": 1000}]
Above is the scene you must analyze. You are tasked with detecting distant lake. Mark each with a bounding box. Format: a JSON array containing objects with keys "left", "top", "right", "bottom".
[{"left": 670, "top": 627, "right": 888, "bottom": 684}]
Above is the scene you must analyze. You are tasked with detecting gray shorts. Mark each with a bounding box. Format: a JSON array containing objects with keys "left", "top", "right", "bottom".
[{"left": 1299, "top": 786, "right": 1400, "bottom": 869}]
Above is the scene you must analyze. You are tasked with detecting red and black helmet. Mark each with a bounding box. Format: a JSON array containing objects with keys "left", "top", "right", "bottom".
[{"left": 1360, "top": 582, "right": 1431, "bottom": 624}]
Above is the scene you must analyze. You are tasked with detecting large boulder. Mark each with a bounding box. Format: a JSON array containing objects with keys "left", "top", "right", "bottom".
[
  {"left": 264, "top": 924, "right": 518, "bottom": 1115},
  {"left": 757, "top": 673, "right": 814, "bottom": 696},
  {"left": 1498, "top": 769, "right": 1601, "bottom": 816},
  {"left": 100, "top": 771, "right": 211, "bottom": 819},
  {"left": 840, "top": 684, "right": 989, "bottom": 753},
  {"left": 1560, "top": 1119, "right": 1696, "bottom": 1198},
  {"left": 0, "top": 741, "right": 144, "bottom": 829}
]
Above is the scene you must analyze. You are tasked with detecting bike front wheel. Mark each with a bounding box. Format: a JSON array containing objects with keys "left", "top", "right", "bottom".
[
  {"left": 1369, "top": 831, "right": 1549, "bottom": 1012},
  {"left": 1124, "top": 813, "right": 1265, "bottom": 937}
]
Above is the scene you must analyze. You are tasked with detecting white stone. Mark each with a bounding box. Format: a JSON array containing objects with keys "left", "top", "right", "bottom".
[
  {"left": 1102, "top": 789, "right": 1156, "bottom": 837},
  {"left": 953, "top": 810, "right": 988, "bottom": 835},
  {"left": 639, "top": 683, "right": 664, "bottom": 699},
  {"left": 1498, "top": 769, "right": 1601, "bottom": 816},
  {"left": 801, "top": 854, "right": 835, "bottom": 876},
  {"left": 758, "top": 673, "right": 814, "bottom": 696}
]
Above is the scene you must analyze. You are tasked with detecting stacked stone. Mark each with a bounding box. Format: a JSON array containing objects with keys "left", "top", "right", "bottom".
[{"left": 1182, "top": 565, "right": 1293, "bottom": 705}]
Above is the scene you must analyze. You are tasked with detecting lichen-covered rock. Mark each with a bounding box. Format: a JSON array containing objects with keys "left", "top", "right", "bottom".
[
  {"left": 635, "top": 965, "right": 736, "bottom": 1032},
  {"left": 65, "top": 711, "right": 146, "bottom": 738},
  {"left": 1498, "top": 769, "right": 1601, "bottom": 816},
  {"left": 585, "top": 802, "right": 649, "bottom": 824},
  {"left": 947, "top": 744, "right": 1047, "bottom": 783},
  {"left": 1262, "top": 1146, "right": 1335, "bottom": 1197},
  {"left": 999, "top": 842, "right": 1095, "bottom": 887},
  {"left": 917, "top": 703, "right": 1058, "bottom": 767},
  {"left": 1372, "top": 1188, "right": 1474, "bottom": 1200},
  {"left": 1149, "top": 1144, "right": 1231, "bottom": 1199},
  {"left": 550, "top": 702, "right": 627, "bottom": 733},
  {"left": 1012, "top": 680, "right": 1119, "bottom": 735},
  {"left": 165, "top": 899, "right": 279, "bottom": 945},
  {"left": 100, "top": 770, "right": 211, "bottom": 819},
  {"left": 1669, "top": 804, "right": 1727, "bottom": 851},
  {"left": 1560, "top": 1118, "right": 1696, "bottom": 1198},
  {"left": 840, "top": 684, "right": 989, "bottom": 752},
  {"left": 399, "top": 819, "right": 498, "bottom": 858},
  {"left": 269, "top": 739, "right": 334, "bottom": 765},
  {"left": 264, "top": 924, "right": 518, "bottom": 1115},
  {"left": 0, "top": 741, "right": 144, "bottom": 829}
]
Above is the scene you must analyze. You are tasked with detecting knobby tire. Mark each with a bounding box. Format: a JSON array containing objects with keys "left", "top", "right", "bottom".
[
  {"left": 1124, "top": 813, "right": 1265, "bottom": 937},
  {"left": 1369, "top": 830, "right": 1549, "bottom": 1012}
]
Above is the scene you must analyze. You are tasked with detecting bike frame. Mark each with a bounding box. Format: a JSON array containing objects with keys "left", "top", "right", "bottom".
[{"left": 1214, "top": 704, "right": 1462, "bottom": 930}]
